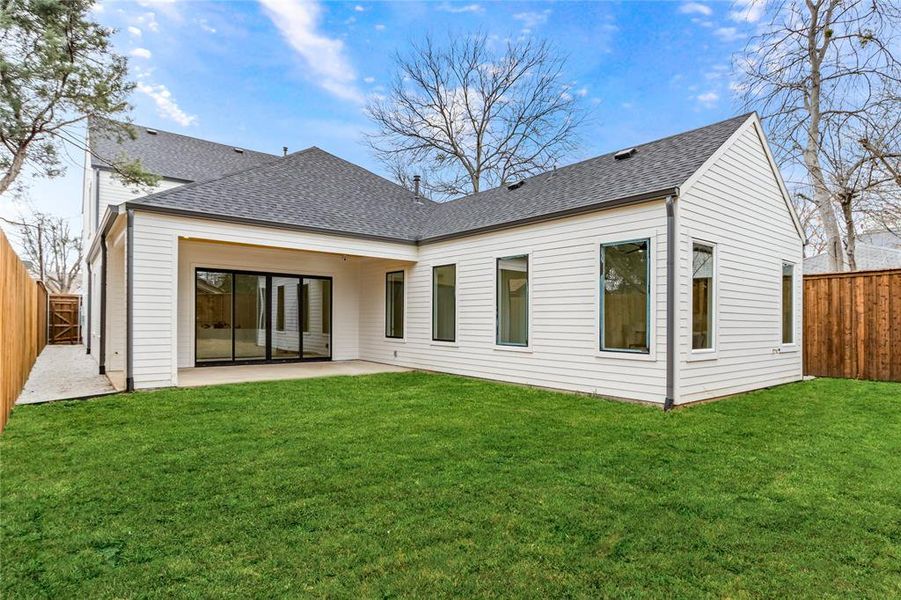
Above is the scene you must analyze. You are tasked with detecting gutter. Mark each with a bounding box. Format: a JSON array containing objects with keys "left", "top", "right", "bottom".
[
  {"left": 126, "top": 208, "right": 134, "bottom": 392},
  {"left": 85, "top": 261, "right": 91, "bottom": 354},
  {"left": 664, "top": 192, "right": 679, "bottom": 411},
  {"left": 87, "top": 204, "right": 122, "bottom": 263}
]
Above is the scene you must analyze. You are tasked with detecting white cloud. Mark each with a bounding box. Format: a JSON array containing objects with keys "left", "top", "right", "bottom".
[
  {"left": 197, "top": 18, "right": 216, "bottom": 33},
  {"left": 130, "top": 47, "right": 152, "bottom": 59},
  {"left": 259, "top": 0, "right": 362, "bottom": 103},
  {"left": 136, "top": 82, "right": 197, "bottom": 126},
  {"left": 730, "top": 0, "right": 765, "bottom": 23},
  {"left": 576, "top": 86, "right": 588, "bottom": 97},
  {"left": 696, "top": 91, "right": 719, "bottom": 107},
  {"left": 374, "top": 23, "right": 385, "bottom": 31},
  {"left": 714, "top": 26, "right": 744, "bottom": 42},
  {"left": 691, "top": 18, "right": 714, "bottom": 27},
  {"left": 513, "top": 9, "right": 551, "bottom": 31},
  {"left": 679, "top": 2, "right": 712, "bottom": 16},
  {"left": 354, "top": 4, "right": 364, "bottom": 11},
  {"left": 363, "top": 76, "right": 375, "bottom": 84},
  {"left": 134, "top": 12, "right": 159, "bottom": 33},
  {"left": 436, "top": 3, "right": 484, "bottom": 13},
  {"left": 136, "top": 0, "right": 180, "bottom": 21},
  {"left": 127, "top": 26, "right": 142, "bottom": 37}
]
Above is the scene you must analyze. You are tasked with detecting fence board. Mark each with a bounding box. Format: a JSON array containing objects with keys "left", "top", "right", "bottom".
[
  {"left": 1, "top": 230, "right": 48, "bottom": 431},
  {"left": 803, "top": 268, "right": 900, "bottom": 382}
]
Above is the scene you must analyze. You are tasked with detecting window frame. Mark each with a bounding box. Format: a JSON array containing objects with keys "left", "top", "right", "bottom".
[
  {"left": 431, "top": 263, "right": 458, "bottom": 344},
  {"left": 494, "top": 253, "right": 532, "bottom": 351},
  {"left": 385, "top": 269, "right": 406, "bottom": 341},
  {"left": 689, "top": 239, "right": 718, "bottom": 360},
  {"left": 275, "top": 284, "right": 285, "bottom": 332},
  {"left": 596, "top": 234, "right": 656, "bottom": 361},
  {"left": 780, "top": 260, "right": 798, "bottom": 350}
]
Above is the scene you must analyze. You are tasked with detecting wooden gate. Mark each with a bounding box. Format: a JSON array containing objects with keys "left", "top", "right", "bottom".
[
  {"left": 49, "top": 294, "right": 81, "bottom": 345},
  {"left": 803, "top": 269, "right": 901, "bottom": 382}
]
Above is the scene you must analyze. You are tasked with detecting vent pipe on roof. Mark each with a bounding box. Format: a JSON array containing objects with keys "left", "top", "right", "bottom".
[
  {"left": 413, "top": 175, "right": 423, "bottom": 205},
  {"left": 283, "top": 146, "right": 288, "bottom": 157}
]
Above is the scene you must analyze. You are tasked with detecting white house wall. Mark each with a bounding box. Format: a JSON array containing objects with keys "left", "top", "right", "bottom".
[
  {"left": 357, "top": 201, "right": 670, "bottom": 404},
  {"left": 130, "top": 212, "right": 417, "bottom": 388},
  {"left": 677, "top": 120, "right": 804, "bottom": 402}
]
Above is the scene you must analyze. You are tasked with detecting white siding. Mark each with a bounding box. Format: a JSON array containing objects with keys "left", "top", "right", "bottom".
[
  {"left": 358, "top": 202, "right": 670, "bottom": 403},
  {"left": 677, "top": 119, "right": 803, "bottom": 403},
  {"left": 130, "top": 212, "right": 416, "bottom": 388}
]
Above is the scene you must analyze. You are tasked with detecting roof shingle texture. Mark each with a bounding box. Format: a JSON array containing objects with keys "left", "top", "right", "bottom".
[
  {"left": 127, "top": 113, "right": 752, "bottom": 242},
  {"left": 89, "top": 120, "right": 276, "bottom": 182}
]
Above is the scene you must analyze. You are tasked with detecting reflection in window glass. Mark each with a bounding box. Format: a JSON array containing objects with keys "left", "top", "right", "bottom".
[
  {"left": 601, "top": 240, "right": 649, "bottom": 352},
  {"left": 692, "top": 244, "right": 714, "bottom": 350},
  {"left": 782, "top": 262, "right": 794, "bottom": 344},
  {"left": 432, "top": 265, "right": 456, "bottom": 342},
  {"left": 497, "top": 256, "right": 528, "bottom": 346},
  {"left": 386, "top": 271, "right": 404, "bottom": 338},
  {"left": 196, "top": 270, "right": 233, "bottom": 362}
]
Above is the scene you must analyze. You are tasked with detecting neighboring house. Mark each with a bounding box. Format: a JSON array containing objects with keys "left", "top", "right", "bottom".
[
  {"left": 81, "top": 112, "right": 804, "bottom": 406},
  {"left": 804, "top": 229, "right": 901, "bottom": 274}
]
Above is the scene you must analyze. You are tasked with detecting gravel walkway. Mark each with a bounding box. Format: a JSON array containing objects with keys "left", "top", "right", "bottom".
[{"left": 16, "top": 345, "right": 116, "bottom": 405}]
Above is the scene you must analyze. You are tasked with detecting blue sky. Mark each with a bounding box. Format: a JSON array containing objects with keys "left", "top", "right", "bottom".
[{"left": 2, "top": 0, "right": 765, "bottom": 229}]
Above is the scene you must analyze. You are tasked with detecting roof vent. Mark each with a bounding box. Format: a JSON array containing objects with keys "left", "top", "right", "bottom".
[
  {"left": 507, "top": 179, "right": 526, "bottom": 191},
  {"left": 233, "top": 147, "right": 245, "bottom": 154},
  {"left": 614, "top": 147, "right": 637, "bottom": 160},
  {"left": 145, "top": 128, "right": 158, "bottom": 135}
]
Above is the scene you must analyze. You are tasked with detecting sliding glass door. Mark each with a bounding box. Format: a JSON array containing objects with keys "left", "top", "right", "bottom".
[{"left": 195, "top": 269, "right": 331, "bottom": 365}]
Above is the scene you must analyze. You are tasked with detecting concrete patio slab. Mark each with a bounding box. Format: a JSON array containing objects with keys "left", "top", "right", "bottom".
[
  {"left": 17, "top": 345, "right": 116, "bottom": 405},
  {"left": 178, "top": 360, "right": 410, "bottom": 388}
]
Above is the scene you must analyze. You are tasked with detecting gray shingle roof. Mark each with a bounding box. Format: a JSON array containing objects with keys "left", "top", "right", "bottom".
[
  {"left": 126, "top": 113, "right": 753, "bottom": 243},
  {"left": 89, "top": 119, "right": 277, "bottom": 182},
  {"left": 130, "top": 147, "right": 435, "bottom": 241}
]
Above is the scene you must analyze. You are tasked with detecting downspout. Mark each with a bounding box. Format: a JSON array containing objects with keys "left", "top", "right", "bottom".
[
  {"left": 126, "top": 208, "right": 135, "bottom": 392},
  {"left": 99, "top": 234, "right": 107, "bottom": 374},
  {"left": 664, "top": 193, "right": 678, "bottom": 411},
  {"left": 85, "top": 261, "right": 92, "bottom": 354}
]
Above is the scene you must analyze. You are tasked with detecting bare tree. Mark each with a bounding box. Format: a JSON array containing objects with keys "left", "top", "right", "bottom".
[
  {"left": 736, "top": 0, "right": 901, "bottom": 271},
  {"left": 366, "top": 34, "right": 586, "bottom": 199},
  {"left": 2, "top": 212, "right": 82, "bottom": 292}
]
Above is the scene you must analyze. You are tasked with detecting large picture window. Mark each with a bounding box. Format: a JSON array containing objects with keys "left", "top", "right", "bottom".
[
  {"left": 782, "top": 262, "right": 794, "bottom": 344},
  {"left": 692, "top": 243, "right": 714, "bottom": 350},
  {"left": 432, "top": 264, "right": 456, "bottom": 342},
  {"left": 497, "top": 255, "right": 529, "bottom": 346},
  {"left": 386, "top": 271, "right": 404, "bottom": 338},
  {"left": 601, "top": 240, "right": 650, "bottom": 353}
]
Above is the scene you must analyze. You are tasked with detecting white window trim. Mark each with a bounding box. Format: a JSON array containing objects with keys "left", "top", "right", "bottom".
[
  {"left": 384, "top": 267, "right": 407, "bottom": 343},
  {"left": 779, "top": 259, "right": 800, "bottom": 353},
  {"left": 493, "top": 251, "right": 533, "bottom": 353},
  {"left": 429, "top": 262, "right": 459, "bottom": 347},
  {"left": 687, "top": 237, "right": 719, "bottom": 362},
  {"left": 594, "top": 230, "right": 658, "bottom": 362}
]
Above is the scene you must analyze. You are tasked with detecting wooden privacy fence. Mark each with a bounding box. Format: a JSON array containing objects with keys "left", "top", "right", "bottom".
[
  {"left": 804, "top": 268, "right": 901, "bottom": 382},
  {"left": 49, "top": 294, "right": 81, "bottom": 344},
  {"left": 1, "top": 230, "right": 48, "bottom": 432}
]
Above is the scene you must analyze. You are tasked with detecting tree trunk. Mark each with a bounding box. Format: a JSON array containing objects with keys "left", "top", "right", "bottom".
[
  {"left": 840, "top": 195, "right": 858, "bottom": 271},
  {"left": 0, "top": 145, "right": 28, "bottom": 196}
]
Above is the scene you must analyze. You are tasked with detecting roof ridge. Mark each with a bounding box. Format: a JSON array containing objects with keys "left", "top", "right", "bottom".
[
  {"left": 90, "top": 117, "right": 278, "bottom": 158},
  {"left": 128, "top": 147, "right": 317, "bottom": 205},
  {"left": 443, "top": 112, "right": 756, "bottom": 205}
]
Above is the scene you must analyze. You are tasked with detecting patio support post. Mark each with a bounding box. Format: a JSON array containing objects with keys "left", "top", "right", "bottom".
[
  {"left": 664, "top": 193, "right": 677, "bottom": 411},
  {"left": 99, "top": 234, "right": 107, "bottom": 374},
  {"left": 126, "top": 209, "right": 134, "bottom": 392}
]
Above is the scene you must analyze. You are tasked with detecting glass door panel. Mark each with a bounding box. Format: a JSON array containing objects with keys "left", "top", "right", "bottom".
[
  {"left": 196, "top": 270, "right": 233, "bottom": 362},
  {"left": 302, "top": 278, "right": 331, "bottom": 359},
  {"left": 270, "top": 275, "right": 300, "bottom": 359},
  {"left": 234, "top": 274, "right": 267, "bottom": 360}
]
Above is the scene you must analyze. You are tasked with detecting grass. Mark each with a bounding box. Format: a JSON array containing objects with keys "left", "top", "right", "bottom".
[{"left": 1, "top": 373, "right": 899, "bottom": 598}]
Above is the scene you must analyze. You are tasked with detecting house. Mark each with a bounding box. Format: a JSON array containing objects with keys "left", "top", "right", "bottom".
[
  {"left": 804, "top": 229, "right": 901, "bottom": 274},
  {"left": 81, "top": 112, "right": 804, "bottom": 407}
]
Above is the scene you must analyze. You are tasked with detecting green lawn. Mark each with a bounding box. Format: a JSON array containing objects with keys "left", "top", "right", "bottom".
[{"left": 2, "top": 374, "right": 899, "bottom": 598}]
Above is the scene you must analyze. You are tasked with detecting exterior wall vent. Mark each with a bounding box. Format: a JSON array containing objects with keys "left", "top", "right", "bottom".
[{"left": 614, "top": 147, "right": 637, "bottom": 160}]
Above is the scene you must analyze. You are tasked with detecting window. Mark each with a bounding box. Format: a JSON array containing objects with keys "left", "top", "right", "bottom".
[
  {"left": 692, "top": 243, "right": 714, "bottom": 350},
  {"left": 497, "top": 256, "right": 529, "bottom": 346},
  {"left": 601, "top": 240, "right": 650, "bottom": 353},
  {"left": 432, "top": 264, "right": 456, "bottom": 342},
  {"left": 386, "top": 271, "right": 404, "bottom": 338},
  {"left": 302, "top": 282, "right": 310, "bottom": 333},
  {"left": 782, "top": 262, "right": 794, "bottom": 344},
  {"left": 276, "top": 285, "right": 285, "bottom": 331}
]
